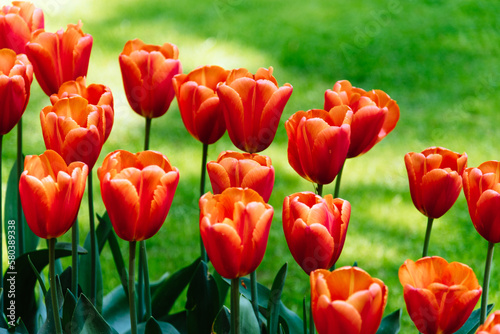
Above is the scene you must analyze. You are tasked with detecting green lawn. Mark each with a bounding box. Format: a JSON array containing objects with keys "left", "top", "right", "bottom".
[{"left": 2, "top": 0, "right": 500, "bottom": 332}]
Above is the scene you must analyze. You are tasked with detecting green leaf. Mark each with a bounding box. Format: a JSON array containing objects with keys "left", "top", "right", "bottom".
[
  {"left": 62, "top": 289, "right": 78, "bottom": 331},
  {"left": 185, "top": 260, "right": 220, "bottom": 334},
  {"left": 376, "top": 309, "right": 401, "bottom": 334},
  {"left": 268, "top": 263, "right": 288, "bottom": 334},
  {"left": 240, "top": 295, "right": 260, "bottom": 334},
  {"left": 102, "top": 285, "right": 130, "bottom": 334},
  {"left": 213, "top": 270, "right": 230, "bottom": 308},
  {"left": 455, "top": 303, "right": 494, "bottom": 334},
  {"left": 212, "top": 306, "right": 231, "bottom": 334},
  {"left": 161, "top": 311, "right": 187, "bottom": 333},
  {"left": 143, "top": 316, "right": 180, "bottom": 334},
  {"left": 71, "top": 294, "right": 118, "bottom": 334}
]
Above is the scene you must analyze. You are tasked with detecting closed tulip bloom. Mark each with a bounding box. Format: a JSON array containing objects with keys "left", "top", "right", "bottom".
[
  {"left": 310, "top": 267, "right": 388, "bottom": 334},
  {"left": 0, "top": 1, "right": 44, "bottom": 54},
  {"left": 98, "top": 150, "right": 180, "bottom": 242},
  {"left": 405, "top": 147, "right": 467, "bottom": 219},
  {"left": 476, "top": 311, "right": 500, "bottom": 334},
  {"left": 324, "top": 80, "right": 399, "bottom": 158},
  {"left": 217, "top": 67, "right": 293, "bottom": 153},
  {"left": 283, "top": 192, "right": 350, "bottom": 274},
  {"left": 25, "top": 21, "right": 92, "bottom": 96},
  {"left": 206, "top": 150, "right": 274, "bottom": 202},
  {"left": 40, "top": 96, "right": 106, "bottom": 169},
  {"left": 50, "top": 76, "right": 114, "bottom": 142},
  {"left": 0, "top": 48, "right": 33, "bottom": 135},
  {"left": 399, "top": 256, "right": 482, "bottom": 334},
  {"left": 199, "top": 188, "right": 274, "bottom": 279},
  {"left": 463, "top": 161, "right": 500, "bottom": 243},
  {"left": 173, "top": 65, "right": 229, "bottom": 144},
  {"left": 285, "top": 106, "right": 352, "bottom": 185},
  {"left": 19, "top": 150, "right": 88, "bottom": 239},
  {"left": 119, "top": 38, "right": 181, "bottom": 119}
]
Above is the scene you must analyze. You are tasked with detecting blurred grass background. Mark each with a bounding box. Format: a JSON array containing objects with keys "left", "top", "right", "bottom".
[{"left": 2, "top": 0, "right": 500, "bottom": 331}]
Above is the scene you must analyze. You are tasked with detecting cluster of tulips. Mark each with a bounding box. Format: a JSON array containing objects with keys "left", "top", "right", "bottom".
[{"left": 2, "top": 1, "right": 500, "bottom": 334}]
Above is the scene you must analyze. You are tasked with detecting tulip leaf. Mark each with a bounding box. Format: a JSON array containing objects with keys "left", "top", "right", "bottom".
[
  {"left": 62, "top": 288, "right": 78, "bottom": 331},
  {"left": 212, "top": 306, "right": 231, "bottom": 334},
  {"left": 102, "top": 285, "right": 130, "bottom": 334},
  {"left": 71, "top": 294, "right": 118, "bottom": 334},
  {"left": 240, "top": 295, "right": 260, "bottom": 334},
  {"left": 455, "top": 304, "right": 494, "bottom": 334},
  {"left": 268, "top": 263, "right": 288, "bottom": 334},
  {"left": 160, "top": 311, "right": 187, "bottom": 333},
  {"left": 143, "top": 316, "right": 180, "bottom": 334},
  {"left": 376, "top": 308, "right": 401, "bottom": 334}
]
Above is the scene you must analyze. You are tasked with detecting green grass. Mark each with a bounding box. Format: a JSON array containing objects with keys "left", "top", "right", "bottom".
[{"left": 2, "top": 0, "right": 500, "bottom": 332}]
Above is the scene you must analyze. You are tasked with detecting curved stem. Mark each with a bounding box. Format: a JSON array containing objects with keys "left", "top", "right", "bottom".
[
  {"left": 200, "top": 143, "right": 209, "bottom": 262},
  {"left": 49, "top": 238, "right": 63, "bottom": 334},
  {"left": 315, "top": 183, "right": 323, "bottom": 197},
  {"left": 481, "top": 241, "right": 495, "bottom": 324},
  {"left": 333, "top": 163, "right": 344, "bottom": 198},
  {"left": 17, "top": 120, "right": 24, "bottom": 254},
  {"left": 231, "top": 278, "right": 240, "bottom": 334},
  {"left": 250, "top": 271, "right": 261, "bottom": 328},
  {"left": 129, "top": 241, "right": 138, "bottom": 334},
  {"left": 71, "top": 221, "right": 79, "bottom": 296},
  {"left": 144, "top": 117, "right": 152, "bottom": 151},
  {"left": 88, "top": 170, "right": 97, "bottom": 305},
  {"left": 422, "top": 217, "right": 434, "bottom": 257},
  {"left": 140, "top": 240, "right": 151, "bottom": 320}
]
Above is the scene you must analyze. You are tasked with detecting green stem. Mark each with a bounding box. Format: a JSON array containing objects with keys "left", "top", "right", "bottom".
[
  {"left": 231, "top": 278, "right": 240, "bottom": 334},
  {"left": 480, "top": 241, "right": 495, "bottom": 324},
  {"left": 137, "top": 247, "right": 144, "bottom": 320},
  {"left": 250, "top": 271, "right": 261, "bottom": 328},
  {"left": 140, "top": 240, "right": 151, "bottom": 320},
  {"left": 200, "top": 142, "right": 208, "bottom": 263},
  {"left": 88, "top": 170, "right": 97, "bottom": 305},
  {"left": 49, "top": 238, "right": 63, "bottom": 334},
  {"left": 422, "top": 217, "right": 434, "bottom": 257},
  {"left": 333, "top": 163, "right": 344, "bottom": 198},
  {"left": 144, "top": 117, "right": 152, "bottom": 150},
  {"left": 315, "top": 184, "right": 323, "bottom": 197},
  {"left": 0, "top": 135, "right": 3, "bottom": 311},
  {"left": 309, "top": 292, "right": 315, "bottom": 334},
  {"left": 17, "top": 119, "right": 24, "bottom": 254},
  {"left": 302, "top": 297, "right": 307, "bottom": 334},
  {"left": 129, "top": 241, "right": 138, "bottom": 334},
  {"left": 71, "top": 221, "right": 79, "bottom": 296}
]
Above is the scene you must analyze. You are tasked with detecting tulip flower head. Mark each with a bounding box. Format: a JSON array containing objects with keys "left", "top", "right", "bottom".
[
  {"left": 463, "top": 161, "right": 500, "bottom": 243},
  {"left": 98, "top": 150, "right": 180, "bottom": 242},
  {"left": 0, "top": 1, "right": 44, "bottom": 54},
  {"left": 476, "top": 311, "right": 500, "bottom": 334},
  {"left": 324, "top": 80, "right": 399, "bottom": 158},
  {"left": 0, "top": 48, "right": 33, "bottom": 135},
  {"left": 173, "top": 65, "right": 229, "bottom": 144},
  {"left": 199, "top": 188, "right": 274, "bottom": 279},
  {"left": 26, "top": 21, "right": 93, "bottom": 96},
  {"left": 310, "top": 267, "right": 388, "bottom": 334},
  {"left": 19, "top": 150, "right": 88, "bottom": 239},
  {"left": 283, "top": 192, "right": 350, "bottom": 274},
  {"left": 405, "top": 147, "right": 467, "bottom": 219},
  {"left": 217, "top": 67, "right": 293, "bottom": 153},
  {"left": 206, "top": 150, "right": 274, "bottom": 202},
  {"left": 119, "top": 38, "right": 181, "bottom": 119},
  {"left": 285, "top": 106, "right": 352, "bottom": 185},
  {"left": 399, "top": 256, "right": 482, "bottom": 334}
]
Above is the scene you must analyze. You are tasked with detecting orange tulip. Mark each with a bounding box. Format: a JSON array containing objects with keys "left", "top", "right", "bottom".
[
  {"left": 25, "top": 21, "right": 92, "bottom": 96},
  {"left": 399, "top": 256, "right": 482, "bottom": 334},
  {"left": 285, "top": 106, "right": 352, "bottom": 185},
  {"left": 173, "top": 65, "right": 229, "bottom": 144},
  {"left": 119, "top": 38, "right": 181, "bottom": 119},
  {"left": 310, "top": 267, "right": 388, "bottom": 334},
  {"left": 324, "top": 80, "right": 399, "bottom": 158},
  {"left": 216, "top": 67, "right": 293, "bottom": 153},
  {"left": 50, "top": 76, "right": 114, "bottom": 142},
  {"left": 199, "top": 188, "right": 274, "bottom": 279},
  {"left": 19, "top": 150, "right": 88, "bottom": 239},
  {"left": 463, "top": 161, "right": 500, "bottom": 243},
  {"left": 206, "top": 150, "right": 274, "bottom": 202},
  {"left": 405, "top": 147, "right": 467, "bottom": 219},
  {"left": 98, "top": 150, "right": 180, "bottom": 242},
  {"left": 0, "top": 1, "right": 44, "bottom": 54},
  {"left": 283, "top": 192, "right": 350, "bottom": 274},
  {"left": 0, "top": 48, "right": 33, "bottom": 135},
  {"left": 40, "top": 96, "right": 106, "bottom": 169},
  {"left": 476, "top": 311, "right": 500, "bottom": 334}
]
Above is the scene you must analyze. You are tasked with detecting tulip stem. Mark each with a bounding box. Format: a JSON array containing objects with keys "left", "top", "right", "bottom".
[
  {"left": 0, "top": 135, "right": 3, "bottom": 311},
  {"left": 71, "top": 220, "right": 79, "bottom": 296},
  {"left": 480, "top": 241, "right": 495, "bottom": 324},
  {"left": 231, "top": 278, "right": 240, "bottom": 334},
  {"left": 88, "top": 170, "right": 97, "bottom": 305},
  {"left": 129, "top": 241, "right": 138, "bottom": 334},
  {"left": 200, "top": 143, "right": 209, "bottom": 262},
  {"left": 49, "top": 238, "right": 63, "bottom": 334},
  {"left": 333, "top": 163, "right": 344, "bottom": 198},
  {"left": 139, "top": 240, "right": 151, "bottom": 320},
  {"left": 17, "top": 119, "right": 24, "bottom": 255},
  {"left": 144, "top": 117, "right": 152, "bottom": 150},
  {"left": 422, "top": 217, "right": 434, "bottom": 257},
  {"left": 250, "top": 271, "right": 261, "bottom": 328},
  {"left": 315, "top": 183, "right": 323, "bottom": 197},
  {"left": 309, "top": 292, "right": 315, "bottom": 334}
]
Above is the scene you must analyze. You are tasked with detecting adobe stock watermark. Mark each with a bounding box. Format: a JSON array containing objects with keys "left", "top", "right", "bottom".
[{"left": 6, "top": 219, "right": 17, "bottom": 327}]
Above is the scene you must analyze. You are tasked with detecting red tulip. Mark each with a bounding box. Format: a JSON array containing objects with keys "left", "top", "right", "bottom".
[
  {"left": 98, "top": 150, "right": 180, "bottom": 242},
  {"left": 283, "top": 192, "right": 350, "bottom": 274},
  {"left": 50, "top": 76, "right": 114, "bottom": 142},
  {"left": 199, "top": 188, "right": 273, "bottom": 279},
  {"left": 119, "top": 38, "right": 181, "bottom": 119},
  {"left": 216, "top": 67, "right": 293, "bottom": 153},
  {"left": 476, "top": 311, "right": 500, "bottom": 334},
  {"left": 173, "top": 65, "right": 229, "bottom": 144},
  {"left": 405, "top": 147, "right": 467, "bottom": 219},
  {"left": 40, "top": 96, "right": 106, "bottom": 169},
  {"left": 463, "top": 161, "right": 500, "bottom": 243},
  {"left": 310, "top": 267, "right": 388, "bottom": 334},
  {"left": 0, "top": 48, "right": 33, "bottom": 135},
  {"left": 285, "top": 106, "right": 352, "bottom": 185},
  {"left": 25, "top": 21, "right": 93, "bottom": 96},
  {"left": 324, "top": 80, "right": 399, "bottom": 158},
  {"left": 399, "top": 256, "right": 482, "bottom": 334},
  {"left": 206, "top": 150, "right": 274, "bottom": 202},
  {"left": 0, "top": 1, "right": 44, "bottom": 54},
  {"left": 19, "top": 150, "right": 87, "bottom": 239}
]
